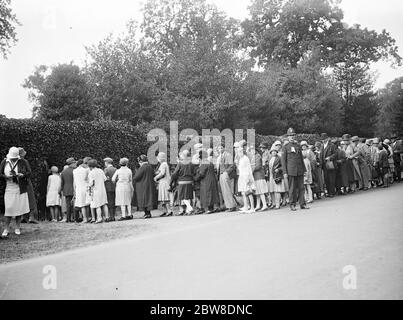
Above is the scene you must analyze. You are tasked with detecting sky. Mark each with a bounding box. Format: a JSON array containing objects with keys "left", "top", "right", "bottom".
[{"left": 0, "top": 0, "right": 402, "bottom": 119}]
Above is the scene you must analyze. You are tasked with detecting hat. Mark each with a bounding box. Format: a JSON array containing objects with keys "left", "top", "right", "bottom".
[
  {"left": 194, "top": 143, "right": 203, "bottom": 150},
  {"left": 351, "top": 136, "right": 359, "bottom": 142},
  {"left": 239, "top": 139, "right": 246, "bottom": 147},
  {"left": 286, "top": 128, "right": 296, "bottom": 136},
  {"left": 66, "top": 157, "right": 76, "bottom": 165},
  {"left": 233, "top": 142, "right": 240, "bottom": 149},
  {"left": 103, "top": 157, "right": 113, "bottom": 164},
  {"left": 83, "top": 157, "right": 92, "bottom": 164},
  {"left": 259, "top": 142, "right": 269, "bottom": 149},
  {"left": 87, "top": 159, "right": 98, "bottom": 168},
  {"left": 119, "top": 157, "right": 129, "bottom": 165},
  {"left": 300, "top": 141, "right": 308, "bottom": 147},
  {"left": 18, "top": 147, "right": 27, "bottom": 157},
  {"left": 274, "top": 140, "right": 282, "bottom": 146},
  {"left": 342, "top": 134, "right": 351, "bottom": 141},
  {"left": 180, "top": 150, "right": 190, "bottom": 160},
  {"left": 138, "top": 155, "right": 148, "bottom": 163},
  {"left": 269, "top": 146, "right": 278, "bottom": 154},
  {"left": 320, "top": 133, "right": 329, "bottom": 140},
  {"left": 372, "top": 138, "right": 380, "bottom": 144},
  {"left": 50, "top": 166, "right": 59, "bottom": 173},
  {"left": 391, "top": 133, "right": 399, "bottom": 139},
  {"left": 384, "top": 139, "right": 391, "bottom": 145},
  {"left": 157, "top": 152, "right": 167, "bottom": 162},
  {"left": 314, "top": 141, "right": 322, "bottom": 147},
  {"left": 365, "top": 139, "right": 373, "bottom": 145},
  {"left": 7, "top": 147, "right": 20, "bottom": 159}
]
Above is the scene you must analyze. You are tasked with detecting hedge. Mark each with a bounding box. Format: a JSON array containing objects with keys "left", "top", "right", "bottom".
[{"left": 0, "top": 119, "right": 148, "bottom": 199}]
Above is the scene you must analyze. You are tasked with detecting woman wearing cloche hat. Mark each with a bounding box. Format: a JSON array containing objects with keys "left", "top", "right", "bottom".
[{"left": 0, "top": 147, "right": 31, "bottom": 237}]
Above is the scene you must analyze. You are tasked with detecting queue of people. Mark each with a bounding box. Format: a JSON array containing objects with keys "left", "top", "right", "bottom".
[{"left": 1, "top": 128, "right": 402, "bottom": 237}]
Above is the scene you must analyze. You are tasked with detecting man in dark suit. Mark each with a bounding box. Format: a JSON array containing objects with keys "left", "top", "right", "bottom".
[
  {"left": 320, "top": 133, "right": 338, "bottom": 197},
  {"left": 391, "top": 134, "right": 402, "bottom": 182},
  {"left": 61, "top": 157, "right": 76, "bottom": 222},
  {"left": 104, "top": 157, "right": 117, "bottom": 221},
  {"left": 281, "top": 128, "right": 308, "bottom": 212}
]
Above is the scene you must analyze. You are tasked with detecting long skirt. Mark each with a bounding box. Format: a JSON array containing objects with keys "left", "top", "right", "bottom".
[
  {"left": 219, "top": 173, "right": 236, "bottom": 209},
  {"left": 115, "top": 182, "right": 133, "bottom": 206},
  {"left": 158, "top": 180, "right": 170, "bottom": 202},
  {"left": 254, "top": 179, "right": 268, "bottom": 195},
  {"left": 268, "top": 175, "right": 286, "bottom": 193},
  {"left": 4, "top": 181, "right": 29, "bottom": 217},
  {"left": 178, "top": 182, "right": 193, "bottom": 201}
]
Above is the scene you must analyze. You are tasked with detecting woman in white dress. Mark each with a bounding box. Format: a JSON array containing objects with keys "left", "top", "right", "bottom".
[
  {"left": 88, "top": 159, "right": 109, "bottom": 223},
  {"left": 73, "top": 159, "right": 90, "bottom": 222},
  {"left": 1, "top": 147, "right": 30, "bottom": 237},
  {"left": 46, "top": 166, "right": 62, "bottom": 221},
  {"left": 112, "top": 158, "right": 134, "bottom": 220},
  {"left": 154, "top": 152, "right": 173, "bottom": 217},
  {"left": 237, "top": 142, "right": 255, "bottom": 213}
]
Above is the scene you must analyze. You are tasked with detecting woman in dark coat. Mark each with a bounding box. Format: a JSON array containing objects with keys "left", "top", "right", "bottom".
[
  {"left": 197, "top": 150, "right": 220, "bottom": 214},
  {"left": 312, "top": 142, "right": 325, "bottom": 199},
  {"left": 133, "top": 155, "right": 155, "bottom": 219},
  {"left": 335, "top": 140, "right": 348, "bottom": 194},
  {"left": 171, "top": 150, "right": 195, "bottom": 215}
]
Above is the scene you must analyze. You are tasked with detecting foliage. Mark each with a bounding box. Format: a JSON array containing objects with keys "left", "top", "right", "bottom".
[
  {"left": 0, "top": 118, "right": 148, "bottom": 196},
  {"left": 23, "top": 63, "right": 95, "bottom": 120},
  {"left": 0, "top": 0, "right": 20, "bottom": 59},
  {"left": 376, "top": 77, "right": 403, "bottom": 137},
  {"left": 239, "top": 62, "right": 343, "bottom": 136}
]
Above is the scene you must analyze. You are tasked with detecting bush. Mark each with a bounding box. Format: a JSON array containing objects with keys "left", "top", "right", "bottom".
[{"left": 0, "top": 119, "right": 148, "bottom": 199}]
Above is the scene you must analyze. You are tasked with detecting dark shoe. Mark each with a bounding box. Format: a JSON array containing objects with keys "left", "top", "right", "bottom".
[
  {"left": 178, "top": 212, "right": 184, "bottom": 216},
  {"left": 300, "top": 205, "right": 310, "bottom": 210},
  {"left": 29, "top": 220, "right": 39, "bottom": 224},
  {"left": 144, "top": 214, "right": 152, "bottom": 219},
  {"left": 290, "top": 205, "right": 297, "bottom": 211},
  {"left": 21, "top": 219, "right": 28, "bottom": 224},
  {"left": 167, "top": 212, "right": 173, "bottom": 217},
  {"left": 126, "top": 215, "right": 134, "bottom": 220},
  {"left": 118, "top": 217, "right": 126, "bottom": 221},
  {"left": 160, "top": 212, "right": 167, "bottom": 217}
]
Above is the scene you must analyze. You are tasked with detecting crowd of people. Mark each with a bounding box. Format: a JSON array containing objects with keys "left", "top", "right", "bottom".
[{"left": 1, "top": 128, "right": 402, "bottom": 238}]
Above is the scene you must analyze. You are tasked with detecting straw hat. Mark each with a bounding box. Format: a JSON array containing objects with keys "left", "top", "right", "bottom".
[
  {"left": 103, "top": 157, "right": 113, "bottom": 164},
  {"left": 7, "top": 147, "right": 20, "bottom": 159},
  {"left": 157, "top": 152, "right": 167, "bottom": 162}
]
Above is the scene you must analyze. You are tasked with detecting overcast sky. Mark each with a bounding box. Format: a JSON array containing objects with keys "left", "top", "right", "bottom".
[{"left": 1, "top": 0, "right": 402, "bottom": 118}]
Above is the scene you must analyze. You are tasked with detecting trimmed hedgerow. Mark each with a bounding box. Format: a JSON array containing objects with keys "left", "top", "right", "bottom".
[{"left": 0, "top": 118, "right": 148, "bottom": 198}]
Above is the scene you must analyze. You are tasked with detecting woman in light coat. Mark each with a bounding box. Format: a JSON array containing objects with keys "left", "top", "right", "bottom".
[
  {"left": 112, "top": 158, "right": 134, "bottom": 220},
  {"left": 88, "top": 159, "right": 109, "bottom": 223}
]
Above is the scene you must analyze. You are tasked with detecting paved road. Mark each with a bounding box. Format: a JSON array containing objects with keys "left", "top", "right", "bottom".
[{"left": 1, "top": 184, "right": 403, "bottom": 300}]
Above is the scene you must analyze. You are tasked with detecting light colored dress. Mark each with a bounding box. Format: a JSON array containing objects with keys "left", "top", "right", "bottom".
[
  {"left": 3, "top": 159, "right": 30, "bottom": 217},
  {"left": 268, "top": 157, "right": 286, "bottom": 193},
  {"left": 88, "top": 168, "right": 108, "bottom": 209},
  {"left": 73, "top": 166, "right": 90, "bottom": 208},
  {"left": 46, "top": 174, "right": 61, "bottom": 206},
  {"left": 237, "top": 154, "right": 255, "bottom": 193},
  {"left": 156, "top": 161, "right": 171, "bottom": 202},
  {"left": 112, "top": 166, "right": 133, "bottom": 206},
  {"left": 303, "top": 158, "right": 312, "bottom": 185}
]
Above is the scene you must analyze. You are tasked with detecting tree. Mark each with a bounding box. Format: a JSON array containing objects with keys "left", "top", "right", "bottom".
[
  {"left": 0, "top": 0, "right": 20, "bottom": 59},
  {"left": 240, "top": 0, "right": 401, "bottom": 69},
  {"left": 239, "top": 62, "right": 343, "bottom": 135},
  {"left": 23, "top": 63, "right": 95, "bottom": 121},
  {"left": 376, "top": 77, "right": 403, "bottom": 137}
]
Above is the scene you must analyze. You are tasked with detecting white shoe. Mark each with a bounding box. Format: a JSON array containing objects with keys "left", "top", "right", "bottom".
[
  {"left": 240, "top": 207, "right": 249, "bottom": 212},
  {"left": 2, "top": 229, "right": 9, "bottom": 237},
  {"left": 247, "top": 209, "right": 256, "bottom": 214},
  {"left": 15, "top": 229, "right": 21, "bottom": 235},
  {"left": 260, "top": 206, "right": 269, "bottom": 212}
]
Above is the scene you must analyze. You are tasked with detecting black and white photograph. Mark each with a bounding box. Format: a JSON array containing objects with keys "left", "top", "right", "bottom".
[{"left": 0, "top": 0, "right": 403, "bottom": 304}]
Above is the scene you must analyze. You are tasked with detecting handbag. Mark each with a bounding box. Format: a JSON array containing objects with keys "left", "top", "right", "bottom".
[{"left": 325, "top": 160, "right": 335, "bottom": 170}]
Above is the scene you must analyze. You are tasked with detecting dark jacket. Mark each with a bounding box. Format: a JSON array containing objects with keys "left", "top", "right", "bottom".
[
  {"left": 104, "top": 165, "right": 117, "bottom": 192},
  {"left": 321, "top": 141, "right": 338, "bottom": 170},
  {"left": 0, "top": 158, "right": 31, "bottom": 194},
  {"left": 281, "top": 142, "right": 306, "bottom": 177},
  {"left": 271, "top": 156, "right": 284, "bottom": 182},
  {"left": 197, "top": 162, "right": 220, "bottom": 209},
  {"left": 133, "top": 163, "right": 156, "bottom": 210},
  {"left": 253, "top": 153, "right": 266, "bottom": 181},
  {"left": 60, "top": 166, "right": 74, "bottom": 197}
]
